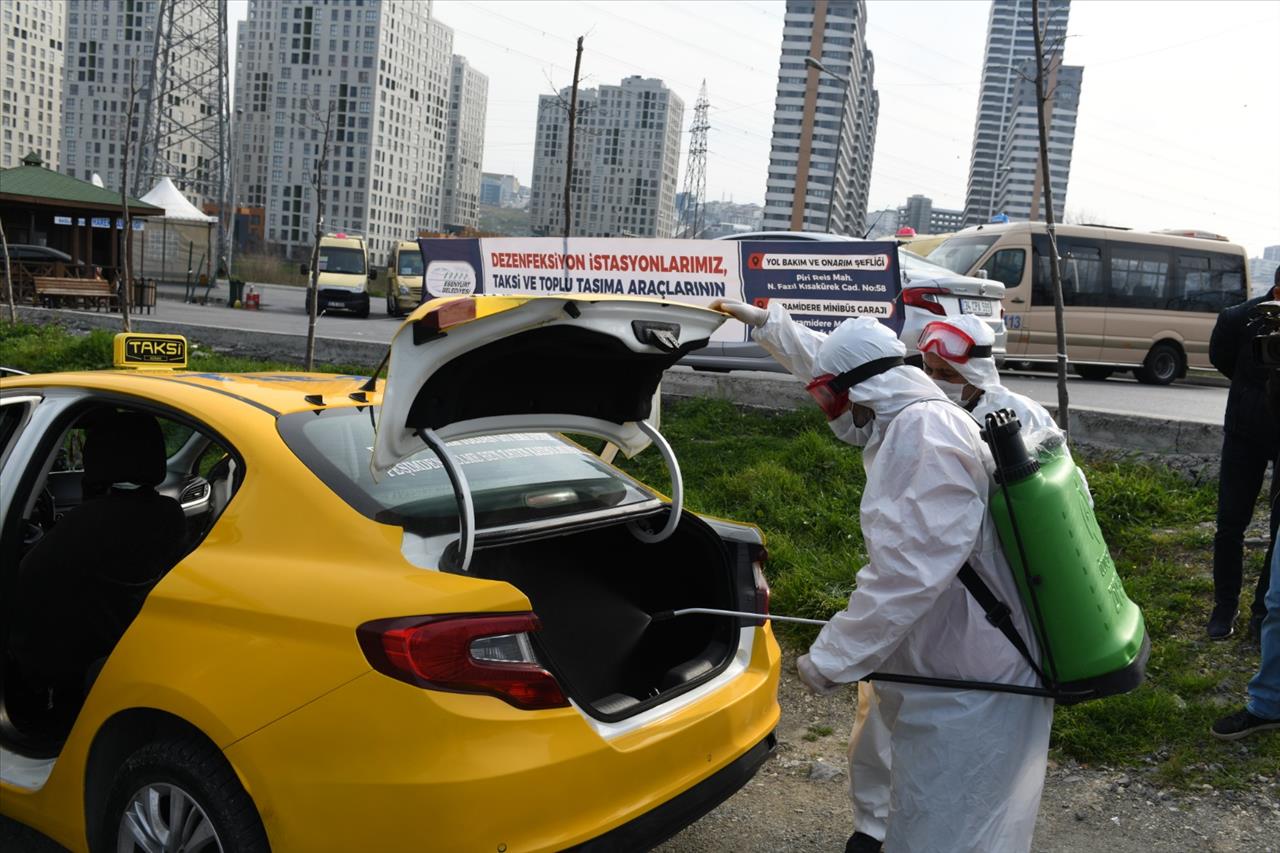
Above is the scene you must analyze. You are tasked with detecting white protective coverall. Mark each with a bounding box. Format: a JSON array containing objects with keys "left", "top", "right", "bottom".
[{"left": 752, "top": 303, "right": 1054, "bottom": 853}]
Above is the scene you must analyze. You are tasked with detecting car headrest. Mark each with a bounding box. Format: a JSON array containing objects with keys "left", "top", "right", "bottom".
[{"left": 82, "top": 410, "right": 168, "bottom": 488}]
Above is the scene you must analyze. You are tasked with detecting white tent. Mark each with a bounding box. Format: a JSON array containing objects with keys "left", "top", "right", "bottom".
[{"left": 133, "top": 177, "right": 217, "bottom": 287}]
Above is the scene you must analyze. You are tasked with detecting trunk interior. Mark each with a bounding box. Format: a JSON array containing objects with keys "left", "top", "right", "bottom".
[{"left": 467, "top": 515, "right": 744, "bottom": 722}]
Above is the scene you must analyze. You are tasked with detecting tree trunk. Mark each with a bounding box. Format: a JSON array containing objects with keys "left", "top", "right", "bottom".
[
  {"left": 0, "top": 221, "right": 15, "bottom": 324},
  {"left": 118, "top": 59, "right": 141, "bottom": 332},
  {"left": 1031, "top": 0, "right": 1069, "bottom": 436},
  {"left": 304, "top": 102, "right": 335, "bottom": 371},
  {"left": 563, "top": 37, "right": 583, "bottom": 240}
]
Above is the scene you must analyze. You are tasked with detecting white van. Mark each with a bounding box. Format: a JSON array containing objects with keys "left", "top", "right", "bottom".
[
  {"left": 927, "top": 223, "right": 1250, "bottom": 383},
  {"left": 302, "top": 232, "right": 377, "bottom": 318}
]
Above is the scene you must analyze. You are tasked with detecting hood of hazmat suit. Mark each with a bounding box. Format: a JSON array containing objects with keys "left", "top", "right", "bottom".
[
  {"left": 922, "top": 314, "right": 1063, "bottom": 445},
  {"left": 751, "top": 302, "right": 1053, "bottom": 853}
]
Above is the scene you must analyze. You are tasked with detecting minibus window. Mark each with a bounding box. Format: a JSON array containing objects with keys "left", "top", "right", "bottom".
[
  {"left": 981, "top": 249, "right": 1026, "bottom": 289},
  {"left": 1109, "top": 246, "right": 1171, "bottom": 310}
]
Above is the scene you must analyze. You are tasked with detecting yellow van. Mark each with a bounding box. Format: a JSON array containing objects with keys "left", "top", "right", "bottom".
[
  {"left": 926, "top": 222, "right": 1250, "bottom": 384},
  {"left": 302, "top": 232, "right": 376, "bottom": 318},
  {"left": 385, "top": 240, "right": 424, "bottom": 317}
]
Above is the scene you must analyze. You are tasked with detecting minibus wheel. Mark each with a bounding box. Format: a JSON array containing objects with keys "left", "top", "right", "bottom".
[{"left": 1134, "top": 342, "right": 1182, "bottom": 385}]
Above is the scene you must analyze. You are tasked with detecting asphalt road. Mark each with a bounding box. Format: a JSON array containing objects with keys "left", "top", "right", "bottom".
[{"left": 108, "top": 281, "right": 1233, "bottom": 425}]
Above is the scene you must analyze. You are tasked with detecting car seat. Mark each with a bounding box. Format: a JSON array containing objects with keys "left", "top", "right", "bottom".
[{"left": 8, "top": 410, "right": 186, "bottom": 692}]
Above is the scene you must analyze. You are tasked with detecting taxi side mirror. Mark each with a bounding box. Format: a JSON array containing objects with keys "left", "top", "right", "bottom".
[
  {"left": 368, "top": 268, "right": 378, "bottom": 281},
  {"left": 299, "top": 263, "right": 309, "bottom": 276}
]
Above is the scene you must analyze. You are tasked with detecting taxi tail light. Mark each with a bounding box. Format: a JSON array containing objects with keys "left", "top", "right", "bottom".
[
  {"left": 357, "top": 613, "right": 569, "bottom": 710},
  {"left": 752, "top": 544, "right": 771, "bottom": 618},
  {"left": 902, "top": 287, "right": 950, "bottom": 316}
]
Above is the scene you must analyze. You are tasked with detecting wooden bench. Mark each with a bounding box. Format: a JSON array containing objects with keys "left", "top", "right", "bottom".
[{"left": 33, "top": 276, "right": 117, "bottom": 312}]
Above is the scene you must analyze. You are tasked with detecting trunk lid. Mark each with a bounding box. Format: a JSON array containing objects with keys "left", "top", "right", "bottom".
[{"left": 372, "top": 295, "right": 724, "bottom": 476}]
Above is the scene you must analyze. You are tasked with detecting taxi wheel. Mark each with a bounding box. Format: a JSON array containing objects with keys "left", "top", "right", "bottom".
[{"left": 103, "top": 736, "right": 268, "bottom": 853}]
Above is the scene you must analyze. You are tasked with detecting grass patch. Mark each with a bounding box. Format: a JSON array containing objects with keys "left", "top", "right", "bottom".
[
  {"left": 4, "top": 323, "right": 1274, "bottom": 787},
  {"left": 0, "top": 321, "right": 367, "bottom": 375},
  {"left": 803, "top": 724, "right": 835, "bottom": 742}
]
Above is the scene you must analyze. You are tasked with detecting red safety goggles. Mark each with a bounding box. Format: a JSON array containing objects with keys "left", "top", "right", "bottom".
[
  {"left": 917, "top": 321, "right": 992, "bottom": 364},
  {"left": 805, "top": 356, "right": 904, "bottom": 420}
]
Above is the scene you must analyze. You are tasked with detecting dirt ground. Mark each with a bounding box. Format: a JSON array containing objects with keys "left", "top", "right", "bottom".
[{"left": 658, "top": 649, "right": 1280, "bottom": 853}]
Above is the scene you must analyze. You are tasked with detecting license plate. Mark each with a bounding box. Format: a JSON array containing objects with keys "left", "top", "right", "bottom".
[{"left": 960, "top": 298, "right": 993, "bottom": 316}]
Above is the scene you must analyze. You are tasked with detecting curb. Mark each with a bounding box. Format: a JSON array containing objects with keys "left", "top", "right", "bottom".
[
  {"left": 12, "top": 307, "right": 1223, "bottom": 457},
  {"left": 659, "top": 368, "right": 1223, "bottom": 456}
]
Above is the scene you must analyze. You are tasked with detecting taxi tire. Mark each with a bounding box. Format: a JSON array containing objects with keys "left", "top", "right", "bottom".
[{"left": 101, "top": 736, "right": 268, "bottom": 853}]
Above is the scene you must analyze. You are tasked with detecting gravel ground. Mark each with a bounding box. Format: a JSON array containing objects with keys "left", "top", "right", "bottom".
[
  {"left": 4, "top": 651, "right": 1276, "bottom": 853},
  {"left": 658, "top": 649, "right": 1280, "bottom": 853}
]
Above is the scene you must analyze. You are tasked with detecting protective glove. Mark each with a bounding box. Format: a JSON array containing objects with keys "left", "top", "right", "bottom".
[
  {"left": 796, "top": 653, "right": 841, "bottom": 696},
  {"left": 708, "top": 298, "right": 768, "bottom": 328}
]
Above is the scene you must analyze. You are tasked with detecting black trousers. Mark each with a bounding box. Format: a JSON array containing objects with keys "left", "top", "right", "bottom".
[{"left": 1213, "top": 431, "right": 1280, "bottom": 620}]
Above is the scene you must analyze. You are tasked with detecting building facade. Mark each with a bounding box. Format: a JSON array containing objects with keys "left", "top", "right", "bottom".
[
  {"left": 898, "top": 194, "right": 964, "bottom": 234},
  {"left": 530, "top": 76, "right": 683, "bottom": 238},
  {"left": 232, "top": 0, "right": 461, "bottom": 263},
  {"left": 440, "top": 55, "right": 488, "bottom": 232},
  {"left": 480, "top": 172, "right": 522, "bottom": 207},
  {"left": 963, "top": 0, "right": 1079, "bottom": 226},
  {"left": 1263, "top": 245, "right": 1280, "bottom": 263},
  {"left": 762, "top": 0, "right": 879, "bottom": 236},
  {"left": 2, "top": 0, "right": 63, "bottom": 170},
  {"left": 60, "top": 0, "right": 222, "bottom": 205}
]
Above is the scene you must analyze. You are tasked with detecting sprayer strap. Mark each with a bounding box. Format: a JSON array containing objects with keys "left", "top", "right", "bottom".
[{"left": 957, "top": 563, "right": 1051, "bottom": 687}]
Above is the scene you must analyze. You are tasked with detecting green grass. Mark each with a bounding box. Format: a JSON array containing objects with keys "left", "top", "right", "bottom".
[
  {"left": 3, "top": 321, "right": 1275, "bottom": 787},
  {"left": 0, "top": 322, "right": 368, "bottom": 375}
]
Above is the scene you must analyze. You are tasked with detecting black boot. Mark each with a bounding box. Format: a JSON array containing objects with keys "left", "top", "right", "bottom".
[
  {"left": 1206, "top": 602, "right": 1237, "bottom": 640},
  {"left": 846, "top": 831, "right": 883, "bottom": 853}
]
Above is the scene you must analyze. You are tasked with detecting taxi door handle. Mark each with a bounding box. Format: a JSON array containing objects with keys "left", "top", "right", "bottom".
[{"left": 1010, "top": 297, "right": 1025, "bottom": 304}]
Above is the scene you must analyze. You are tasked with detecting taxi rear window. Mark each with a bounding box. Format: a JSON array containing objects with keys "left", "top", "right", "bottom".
[{"left": 278, "top": 407, "right": 657, "bottom": 534}]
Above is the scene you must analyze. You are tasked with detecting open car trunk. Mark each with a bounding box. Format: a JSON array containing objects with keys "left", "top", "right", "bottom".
[{"left": 466, "top": 513, "right": 748, "bottom": 722}]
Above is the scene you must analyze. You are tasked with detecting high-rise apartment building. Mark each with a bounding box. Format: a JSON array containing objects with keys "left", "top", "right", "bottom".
[
  {"left": 1263, "top": 245, "right": 1280, "bottom": 263},
  {"left": 60, "top": 0, "right": 221, "bottom": 206},
  {"left": 440, "top": 55, "right": 488, "bottom": 232},
  {"left": 530, "top": 76, "right": 683, "bottom": 238},
  {"left": 762, "top": 0, "right": 879, "bottom": 236},
  {"left": 232, "top": 0, "right": 462, "bottom": 263},
  {"left": 898, "top": 194, "right": 965, "bottom": 235},
  {"left": 963, "top": 0, "right": 1081, "bottom": 226},
  {"left": 2, "top": 0, "right": 63, "bottom": 170}
]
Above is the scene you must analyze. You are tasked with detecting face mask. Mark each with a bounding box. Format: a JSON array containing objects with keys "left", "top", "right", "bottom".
[{"left": 934, "top": 380, "right": 969, "bottom": 405}]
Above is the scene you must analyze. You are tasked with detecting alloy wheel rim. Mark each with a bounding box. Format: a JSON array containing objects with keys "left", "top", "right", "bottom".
[{"left": 117, "top": 782, "right": 223, "bottom": 853}]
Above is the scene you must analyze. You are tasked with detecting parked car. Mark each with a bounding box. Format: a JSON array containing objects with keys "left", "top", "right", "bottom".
[
  {"left": 5, "top": 244, "right": 74, "bottom": 263},
  {"left": 0, "top": 301, "right": 779, "bottom": 852},
  {"left": 680, "top": 231, "right": 1006, "bottom": 372}
]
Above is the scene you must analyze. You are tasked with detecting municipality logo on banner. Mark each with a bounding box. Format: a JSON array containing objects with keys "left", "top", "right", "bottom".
[
  {"left": 415, "top": 237, "right": 902, "bottom": 341},
  {"left": 425, "top": 260, "right": 477, "bottom": 297}
]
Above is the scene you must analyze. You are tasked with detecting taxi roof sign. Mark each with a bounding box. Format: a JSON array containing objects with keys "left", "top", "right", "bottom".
[{"left": 113, "top": 333, "right": 188, "bottom": 369}]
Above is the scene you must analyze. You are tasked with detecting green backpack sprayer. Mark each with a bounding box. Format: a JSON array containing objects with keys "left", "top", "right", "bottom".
[
  {"left": 976, "top": 409, "right": 1149, "bottom": 703},
  {"left": 652, "top": 409, "right": 1149, "bottom": 703}
]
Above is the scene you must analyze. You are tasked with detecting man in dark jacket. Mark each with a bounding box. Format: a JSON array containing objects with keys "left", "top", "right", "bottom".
[{"left": 1207, "top": 269, "right": 1280, "bottom": 641}]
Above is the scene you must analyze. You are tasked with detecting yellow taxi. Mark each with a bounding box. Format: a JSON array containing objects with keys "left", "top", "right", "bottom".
[{"left": 0, "top": 296, "right": 781, "bottom": 852}]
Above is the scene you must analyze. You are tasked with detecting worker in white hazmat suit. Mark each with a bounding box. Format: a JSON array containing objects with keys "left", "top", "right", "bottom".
[
  {"left": 710, "top": 299, "right": 1055, "bottom": 853},
  {"left": 916, "top": 313, "right": 1059, "bottom": 436}
]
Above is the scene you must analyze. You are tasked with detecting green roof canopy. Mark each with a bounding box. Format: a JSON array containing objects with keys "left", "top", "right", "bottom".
[{"left": 0, "top": 156, "right": 165, "bottom": 215}]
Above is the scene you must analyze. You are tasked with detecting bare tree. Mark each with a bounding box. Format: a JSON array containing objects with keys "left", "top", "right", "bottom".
[
  {"left": 117, "top": 57, "right": 144, "bottom": 332},
  {"left": 1031, "top": 0, "right": 1070, "bottom": 436},
  {"left": 303, "top": 100, "right": 336, "bottom": 371},
  {"left": 563, "top": 36, "right": 584, "bottom": 239},
  {"left": 1, "top": 221, "right": 14, "bottom": 324}
]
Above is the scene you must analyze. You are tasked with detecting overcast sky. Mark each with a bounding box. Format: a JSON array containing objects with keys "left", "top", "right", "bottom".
[{"left": 229, "top": 1, "right": 1280, "bottom": 256}]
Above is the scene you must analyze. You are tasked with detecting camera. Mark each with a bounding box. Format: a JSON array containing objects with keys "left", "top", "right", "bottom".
[{"left": 1251, "top": 300, "right": 1280, "bottom": 368}]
